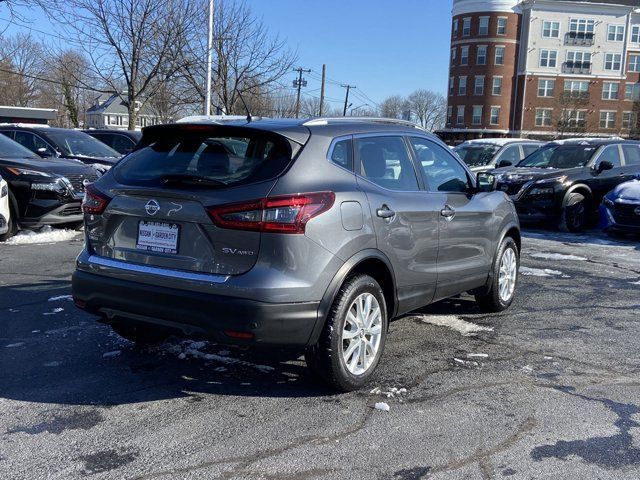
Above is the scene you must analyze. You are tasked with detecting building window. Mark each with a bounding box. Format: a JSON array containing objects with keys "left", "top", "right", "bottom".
[
  {"left": 602, "top": 82, "right": 619, "bottom": 100},
  {"left": 604, "top": 53, "right": 622, "bottom": 71},
  {"left": 492, "top": 76, "right": 503, "bottom": 96},
  {"left": 477, "top": 45, "right": 487, "bottom": 65},
  {"left": 453, "top": 19, "right": 459, "bottom": 37},
  {"left": 538, "top": 79, "right": 555, "bottom": 97},
  {"left": 495, "top": 46, "right": 505, "bottom": 65},
  {"left": 632, "top": 25, "right": 640, "bottom": 43},
  {"left": 449, "top": 77, "right": 454, "bottom": 96},
  {"left": 540, "top": 49, "right": 558, "bottom": 68},
  {"left": 564, "top": 80, "right": 589, "bottom": 96},
  {"left": 600, "top": 111, "right": 617, "bottom": 129},
  {"left": 456, "top": 106, "right": 465, "bottom": 124},
  {"left": 535, "top": 108, "right": 553, "bottom": 127},
  {"left": 542, "top": 21, "right": 560, "bottom": 38},
  {"left": 567, "top": 51, "right": 592, "bottom": 67},
  {"left": 451, "top": 47, "right": 457, "bottom": 66},
  {"left": 458, "top": 76, "right": 467, "bottom": 95},
  {"left": 625, "top": 83, "right": 640, "bottom": 101},
  {"left": 497, "top": 18, "right": 507, "bottom": 36},
  {"left": 623, "top": 111, "right": 637, "bottom": 129},
  {"left": 474, "top": 76, "right": 485, "bottom": 95},
  {"left": 472, "top": 106, "right": 483, "bottom": 125},
  {"left": 460, "top": 46, "right": 469, "bottom": 66},
  {"left": 629, "top": 55, "right": 640, "bottom": 73},
  {"left": 563, "top": 110, "right": 586, "bottom": 128},
  {"left": 479, "top": 16, "right": 489, "bottom": 35},
  {"left": 463, "top": 17, "right": 471, "bottom": 36},
  {"left": 490, "top": 107, "right": 500, "bottom": 125},
  {"left": 447, "top": 106, "right": 453, "bottom": 124},
  {"left": 607, "top": 25, "right": 625, "bottom": 42},
  {"left": 569, "top": 18, "right": 595, "bottom": 36}
]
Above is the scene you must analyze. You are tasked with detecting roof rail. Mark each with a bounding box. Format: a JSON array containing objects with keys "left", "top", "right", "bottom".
[{"left": 302, "top": 117, "right": 424, "bottom": 129}]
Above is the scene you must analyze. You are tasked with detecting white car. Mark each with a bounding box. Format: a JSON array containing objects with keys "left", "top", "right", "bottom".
[{"left": 0, "top": 176, "right": 10, "bottom": 240}]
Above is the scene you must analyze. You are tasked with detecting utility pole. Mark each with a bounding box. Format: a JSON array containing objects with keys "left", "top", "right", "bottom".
[
  {"left": 319, "top": 64, "right": 326, "bottom": 116},
  {"left": 341, "top": 84, "right": 356, "bottom": 116},
  {"left": 205, "top": 0, "right": 214, "bottom": 116},
  {"left": 293, "top": 67, "right": 311, "bottom": 118}
]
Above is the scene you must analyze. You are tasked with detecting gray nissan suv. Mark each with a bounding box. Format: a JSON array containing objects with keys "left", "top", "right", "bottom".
[{"left": 72, "top": 118, "right": 521, "bottom": 391}]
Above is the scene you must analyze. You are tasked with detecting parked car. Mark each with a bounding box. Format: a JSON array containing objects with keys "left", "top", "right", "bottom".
[
  {"left": 72, "top": 118, "right": 521, "bottom": 391},
  {"left": 0, "top": 175, "right": 9, "bottom": 240},
  {"left": 0, "top": 125, "right": 121, "bottom": 173},
  {"left": 0, "top": 131, "right": 99, "bottom": 239},
  {"left": 602, "top": 175, "right": 640, "bottom": 235},
  {"left": 454, "top": 139, "right": 543, "bottom": 173},
  {"left": 493, "top": 138, "right": 640, "bottom": 232},
  {"left": 82, "top": 129, "right": 141, "bottom": 155}
]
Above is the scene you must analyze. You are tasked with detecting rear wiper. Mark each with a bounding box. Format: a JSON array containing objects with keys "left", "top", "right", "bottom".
[{"left": 160, "top": 174, "right": 227, "bottom": 187}]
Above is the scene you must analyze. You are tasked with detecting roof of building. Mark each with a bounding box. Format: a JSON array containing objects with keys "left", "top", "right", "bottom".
[
  {"left": 86, "top": 92, "right": 156, "bottom": 117},
  {"left": 0, "top": 106, "right": 57, "bottom": 120}
]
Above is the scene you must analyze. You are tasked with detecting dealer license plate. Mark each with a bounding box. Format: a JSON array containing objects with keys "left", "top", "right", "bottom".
[{"left": 136, "top": 221, "right": 180, "bottom": 254}]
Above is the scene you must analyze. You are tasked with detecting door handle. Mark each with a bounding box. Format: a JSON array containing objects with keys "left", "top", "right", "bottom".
[
  {"left": 376, "top": 205, "right": 395, "bottom": 219},
  {"left": 440, "top": 205, "right": 456, "bottom": 221}
]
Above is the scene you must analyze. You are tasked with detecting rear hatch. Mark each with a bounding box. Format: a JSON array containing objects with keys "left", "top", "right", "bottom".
[{"left": 87, "top": 124, "right": 307, "bottom": 276}]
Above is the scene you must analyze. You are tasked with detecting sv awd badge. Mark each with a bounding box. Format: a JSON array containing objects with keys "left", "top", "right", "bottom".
[
  {"left": 222, "top": 247, "right": 255, "bottom": 256},
  {"left": 145, "top": 200, "right": 160, "bottom": 216}
]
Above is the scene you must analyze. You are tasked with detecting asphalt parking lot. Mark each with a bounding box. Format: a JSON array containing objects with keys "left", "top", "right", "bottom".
[{"left": 1, "top": 229, "right": 640, "bottom": 480}]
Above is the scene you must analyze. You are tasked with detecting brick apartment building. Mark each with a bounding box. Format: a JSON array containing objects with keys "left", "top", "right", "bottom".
[{"left": 438, "top": 0, "right": 640, "bottom": 144}]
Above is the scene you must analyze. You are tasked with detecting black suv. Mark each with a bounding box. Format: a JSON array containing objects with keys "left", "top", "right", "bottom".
[
  {"left": 82, "top": 129, "right": 141, "bottom": 155},
  {"left": 0, "top": 125, "right": 121, "bottom": 172},
  {"left": 0, "top": 130, "right": 99, "bottom": 238},
  {"left": 493, "top": 138, "right": 640, "bottom": 231}
]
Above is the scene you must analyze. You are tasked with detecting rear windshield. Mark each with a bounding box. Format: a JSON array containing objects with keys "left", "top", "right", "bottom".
[
  {"left": 454, "top": 144, "right": 500, "bottom": 167},
  {"left": 112, "top": 133, "right": 293, "bottom": 187},
  {"left": 518, "top": 144, "right": 597, "bottom": 169}
]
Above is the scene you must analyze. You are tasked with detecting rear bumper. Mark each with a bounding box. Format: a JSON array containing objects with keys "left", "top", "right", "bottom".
[{"left": 72, "top": 269, "right": 320, "bottom": 346}]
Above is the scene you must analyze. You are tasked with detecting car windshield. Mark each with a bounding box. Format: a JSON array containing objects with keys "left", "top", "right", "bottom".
[
  {"left": 517, "top": 144, "right": 597, "bottom": 169},
  {"left": 0, "top": 132, "right": 39, "bottom": 159},
  {"left": 113, "top": 133, "right": 292, "bottom": 188},
  {"left": 454, "top": 144, "right": 501, "bottom": 167},
  {"left": 46, "top": 130, "right": 121, "bottom": 158}
]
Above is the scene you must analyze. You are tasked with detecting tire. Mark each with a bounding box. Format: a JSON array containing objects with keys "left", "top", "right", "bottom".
[
  {"left": 0, "top": 191, "right": 18, "bottom": 242},
  {"left": 475, "top": 237, "right": 519, "bottom": 313},
  {"left": 110, "top": 322, "right": 170, "bottom": 345},
  {"left": 305, "top": 274, "right": 388, "bottom": 392},
  {"left": 559, "top": 192, "right": 589, "bottom": 233}
]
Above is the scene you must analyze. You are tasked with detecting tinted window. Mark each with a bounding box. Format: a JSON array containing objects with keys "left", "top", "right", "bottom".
[
  {"left": 454, "top": 144, "right": 500, "bottom": 167},
  {"left": 113, "top": 133, "right": 292, "bottom": 188},
  {"left": 0, "top": 132, "right": 39, "bottom": 158},
  {"left": 330, "top": 138, "right": 353, "bottom": 170},
  {"left": 410, "top": 137, "right": 470, "bottom": 193},
  {"left": 13, "top": 131, "right": 56, "bottom": 156},
  {"left": 597, "top": 145, "right": 621, "bottom": 167},
  {"left": 622, "top": 144, "right": 640, "bottom": 165},
  {"left": 519, "top": 144, "right": 597, "bottom": 169},
  {"left": 357, "top": 136, "right": 419, "bottom": 191},
  {"left": 46, "top": 130, "right": 120, "bottom": 158},
  {"left": 496, "top": 144, "right": 521, "bottom": 163},
  {"left": 522, "top": 144, "right": 541, "bottom": 157}
]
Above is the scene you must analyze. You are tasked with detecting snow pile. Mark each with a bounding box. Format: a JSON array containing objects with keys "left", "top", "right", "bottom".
[
  {"left": 520, "top": 267, "right": 564, "bottom": 277},
  {"left": 5, "top": 342, "right": 24, "bottom": 348},
  {"left": 630, "top": 281, "right": 640, "bottom": 286},
  {"left": 419, "top": 315, "right": 493, "bottom": 336},
  {"left": 370, "top": 386, "right": 407, "bottom": 398},
  {"left": 4, "top": 226, "right": 81, "bottom": 245},
  {"left": 454, "top": 357, "right": 479, "bottom": 368},
  {"left": 43, "top": 307, "right": 64, "bottom": 316},
  {"left": 467, "top": 353, "right": 488, "bottom": 358},
  {"left": 374, "top": 402, "right": 390, "bottom": 412},
  {"left": 163, "top": 340, "right": 274, "bottom": 373},
  {"left": 48, "top": 295, "right": 73, "bottom": 302},
  {"left": 530, "top": 252, "right": 587, "bottom": 261}
]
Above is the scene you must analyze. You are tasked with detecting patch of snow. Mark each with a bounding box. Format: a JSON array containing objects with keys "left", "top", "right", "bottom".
[
  {"left": 48, "top": 295, "right": 73, "bottom": 302},
  {"left": 419, "top": 315, "right": 494, "bottom": 336},
  {"left": 520, "top": 267, "right": 564, "bottom": 277},
  {"left": 467, "top": 353, "right": 489, "bottom": 358},
  {"left": 217, "top": 350, "right": 230, "bottom": 356},
  {"left": 522, "top": 365, "right": 534, "bottom": 374},
  {"left": 544, "top": 356, "right": 553, "bottom": 360},
  {"left": 102, "top": 350, "right": 121, "bottom": 358},
  {"left": 630, "top": 281, "right": 640, "bottom": 286},
  {"left": 370, "top": 387, "right": 407, "bottom": 398},
  {"left": 162, "top": 341, "right": 274, "bottom": 373},
  {"left": 43, "top": 307, "right": 64, "bottom": 316},
  {"left": 5, "top": 342, "right": 24, "bottom": 348},
  {"left": 530, "top": 252, "right": 587, "bottom": 261},
  {"left": 9, "top": 309, "right": 19, "bottom": 313},
  {"left": 31, "top": 330, "right": 41, "bottom": 334},
  {"left": 214, "top": 367, "right": 227, "bottom": 372},
  {"left": 454, "top": 357, "right": 479, "bottom": 367},
  {"left": 3, "top": 225, "right": 81, "bottom": 245},
  {"left": 374, "top": 402, "right": 390, "bottom": 412},
  {"left": 44, "top": 361, "right": 61, "bottom": 367}
]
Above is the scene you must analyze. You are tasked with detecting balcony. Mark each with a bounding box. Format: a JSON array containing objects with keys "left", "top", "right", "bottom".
[
  {"left": 564, "top": 32, "right": 594, "bottom": 46},
  {"left": 562, "top": 61, "right": 592, "bottom": 75}
]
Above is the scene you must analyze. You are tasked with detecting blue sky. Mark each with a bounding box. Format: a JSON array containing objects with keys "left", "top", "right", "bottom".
[{"left": 1, "top": 1, "right": 452, "bottom": 110}]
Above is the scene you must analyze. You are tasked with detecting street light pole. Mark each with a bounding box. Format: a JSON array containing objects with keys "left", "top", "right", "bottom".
[{"left": 205, "top": 0, "right": 214, "bottom": 116}]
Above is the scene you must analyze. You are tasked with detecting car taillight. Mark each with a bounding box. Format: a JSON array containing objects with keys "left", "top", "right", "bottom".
[
  {"left": 208, "top": 192, "right": 335, "bottom": 234},
  {"left": 82, "top": 184, "right": 111, "bottom": 215}
]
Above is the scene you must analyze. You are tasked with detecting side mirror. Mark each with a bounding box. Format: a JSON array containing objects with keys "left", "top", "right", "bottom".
[
  {"left": 36, "top": 147, "right": 53, "bottom": 158},
  {"left": 597, "top": 160, "right": 614, "bottom": 173},
  {"left": 497, "top": 159, "right": 513, "bottom": 168},
  {"left": 476, "top": 172, "right": 497, "bottom": 192}
]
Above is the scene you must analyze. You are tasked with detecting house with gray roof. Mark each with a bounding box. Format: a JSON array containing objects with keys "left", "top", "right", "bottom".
[{"left": 85, "top": 92, "right": 161, "bottom": 130}]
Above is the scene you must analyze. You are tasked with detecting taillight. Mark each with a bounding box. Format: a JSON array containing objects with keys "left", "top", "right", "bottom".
[
  {"left": 82, "top": 184, "right": 111, "bottom": 215},
  {"left": 208, "top": 192, "right": 335, "bottom": 234}
]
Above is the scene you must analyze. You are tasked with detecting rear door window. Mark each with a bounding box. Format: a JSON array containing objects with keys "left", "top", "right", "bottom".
[
  {"left": 356, "top": 136, "right": 419, "bottom": 191},
  {"left": 597, "top": 145, "right": 622, "bottom": 168},
  {"left": 13, "top": 131, "right": 56, "bottom": 156},
  {"left": 113, "top": 131, "right": 293, "bottom": 188},
  {"left": 622, "top": 144, "right": 640, "bottom": 165},
  {"left": 409, "top": 137, "right": 470, "bottom": 193},
  {"left": 329, "top": 138, "right": 353, "bottom": 170}
]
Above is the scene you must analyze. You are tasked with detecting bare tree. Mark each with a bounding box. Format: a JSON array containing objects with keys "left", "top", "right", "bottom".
[
  {"left": 379, "top": 95, "right": 408, "bottom": 119},
  {"left": 407, "top": 89, "right": 447, "bottom": 131},
  {"left": 555, "top": 91, "right": 591, "bottom": 138},
  {"left": 0, "top": 33, "right": 44, "bottom": 106},
  {"left": 36, "top": 0, "right": 198, "bottom": 129}
]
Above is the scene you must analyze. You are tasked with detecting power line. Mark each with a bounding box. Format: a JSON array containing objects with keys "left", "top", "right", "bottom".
[{"left": 0, "top": 66, "right": 113, "bottom": 93}]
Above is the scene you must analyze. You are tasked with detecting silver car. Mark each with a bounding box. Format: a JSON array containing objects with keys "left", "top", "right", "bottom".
[{"left": 72, "top": 118, "right": 521, "bottom": 391}]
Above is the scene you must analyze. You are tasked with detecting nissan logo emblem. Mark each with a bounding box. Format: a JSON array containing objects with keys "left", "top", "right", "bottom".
[{"left": 145, "top": 200, "right": 160, "bottom": 216}]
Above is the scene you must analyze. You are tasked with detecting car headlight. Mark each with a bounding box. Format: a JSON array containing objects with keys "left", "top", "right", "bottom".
[
  {"left": 6, "top": 167, "right": 52, "bottom": 178},
  {"left": 533, "top": 176, "right": 567, "bottom": 185},
  {"left": 528, "top": 187, "right": 554, "bottom": 197},
  {"left": 30, "top": 177, "right": 68, "bottom": 194}
]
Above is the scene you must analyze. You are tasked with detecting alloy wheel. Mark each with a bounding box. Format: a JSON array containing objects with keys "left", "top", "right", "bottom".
[
  {"left": 341, "top": 293, "right": 383, "bottom": 376},
  {"left": 498, "top": 247, "right": 517, "bottom": 302}
]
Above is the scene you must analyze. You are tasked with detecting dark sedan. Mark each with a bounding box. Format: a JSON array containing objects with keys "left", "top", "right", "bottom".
[
  {"left": 602, "top": 176, "right": 640, "bottom": 235},
  {"left": 82, "top": 129, "right": 141, "bottom": 155}
]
